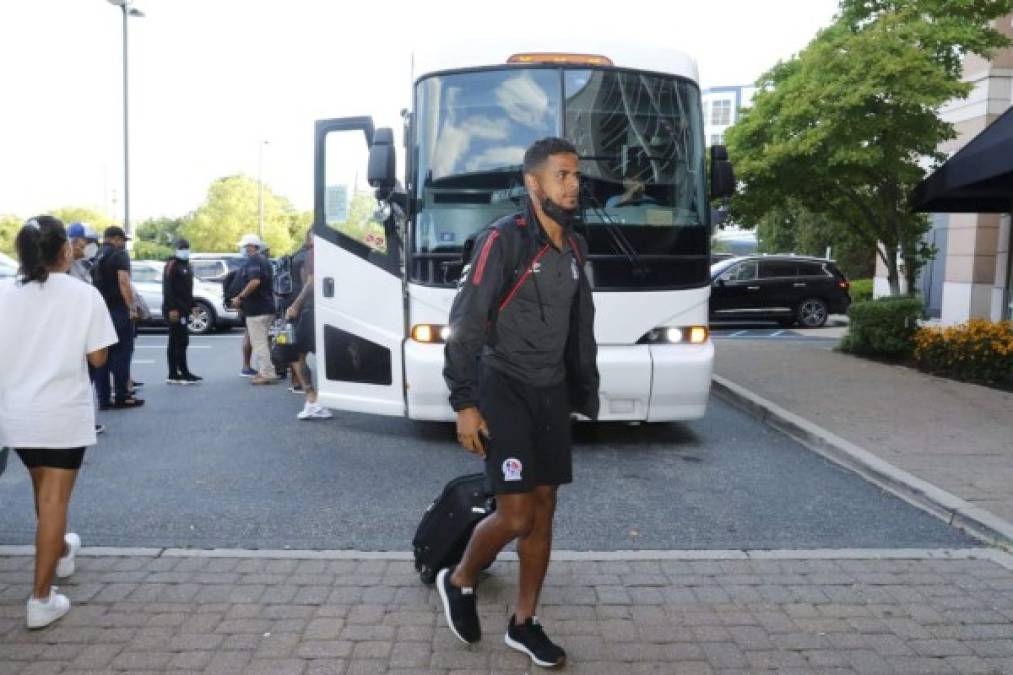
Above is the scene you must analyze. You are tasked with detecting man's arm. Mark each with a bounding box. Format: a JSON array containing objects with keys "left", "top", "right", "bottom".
[
  {"left": 231, "top": 277, "right": 260, "bottom": 308},
  {"left": 443, "top": 229, "right": 506, "bottom": 454},
  {"left": 117, "top": 269, "right": 135, "bottom": 312},
  {"left": 285, "top": 273, "right": 313, "bottom": 319}
]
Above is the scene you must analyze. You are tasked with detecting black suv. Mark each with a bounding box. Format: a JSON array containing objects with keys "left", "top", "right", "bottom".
[{"left": 709, "top": 255, "right": 851, "bottom": 328}]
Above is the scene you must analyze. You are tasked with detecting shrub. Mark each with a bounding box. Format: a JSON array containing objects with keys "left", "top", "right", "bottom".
[
  {"left": 849, "top": 278, "right": 873, "bottom": 303},
  {"left": 914, "top": 320, "right": 1013, "bottom": 388},
  {"left": 839, "top": 296, "right": 924, "bottom": 358}
]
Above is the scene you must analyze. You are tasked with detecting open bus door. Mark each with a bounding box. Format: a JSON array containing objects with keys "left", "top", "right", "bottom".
[{"left": 312, "top": 117, "right": 406, "bottom": 416}]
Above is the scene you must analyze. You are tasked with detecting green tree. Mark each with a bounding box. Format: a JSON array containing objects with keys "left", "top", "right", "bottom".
[
  {"left": 182, "top": 175, "right": 297, "bottom": 254},
  {"left": 49, "top": 207, "right": 114, "bottom": 233},
  {"left": 133, "top": 216, "right": 184, "bottom": 260},
  {"left": 756, "top": 201, "right": 876, "bottom": 279},
  {"left": 725, "top": 1, "right": 1011, "bottom": 295},
  {"left": 0, "top": 214, "right": 22, "bottom": 256}
]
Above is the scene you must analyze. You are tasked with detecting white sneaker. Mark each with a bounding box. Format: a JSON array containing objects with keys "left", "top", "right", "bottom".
[
  {"left": 26, "top": 588, "right": 71, "bottom": 629},
  {"left": 297, "top": 403, "right": 332, "bottom": 420},
  {"left": 309, "top": 404, "right": 332, "bottom": 419},
  {"left": 56, "top": 533, "right": 80, "bottom": 578}
]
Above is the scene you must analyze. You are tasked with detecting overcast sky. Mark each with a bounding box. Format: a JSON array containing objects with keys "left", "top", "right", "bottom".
[{"left": 0, "top": 0, "right": 840, "bottom": 222}]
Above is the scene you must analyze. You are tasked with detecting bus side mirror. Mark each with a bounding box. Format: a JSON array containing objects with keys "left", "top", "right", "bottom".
[
  {"left": 710, "top": 145, "right": 735, "bottom": 200},
  {"left": 368, "top": 127, "right": 397, "bottom": 197}
]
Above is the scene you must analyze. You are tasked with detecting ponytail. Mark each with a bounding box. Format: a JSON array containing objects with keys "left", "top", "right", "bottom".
[{"left": 15, "top": 215, "right": 68, "bottom": 285}]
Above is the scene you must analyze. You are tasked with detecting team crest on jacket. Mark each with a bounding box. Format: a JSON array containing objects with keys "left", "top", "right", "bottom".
[{"left": 502, "top": 458, "right": 523, "bottom": 481}]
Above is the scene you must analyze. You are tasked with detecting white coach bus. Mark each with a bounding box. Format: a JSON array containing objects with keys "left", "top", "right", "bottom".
[{"left": 311, "top": 45, "right": 734, "bottom": 422}]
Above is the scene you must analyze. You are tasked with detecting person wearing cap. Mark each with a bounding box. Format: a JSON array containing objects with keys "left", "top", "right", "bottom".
[
  {"left": 230, "top": 233, "right": 278, "bottom": 384},
  {"left": 163, "top": 238, "right": 202, "bottom": 385},
  {"left": 66, "top": 222, "right": 99, "bottom": 284},
  {"left": 92, "top": 226, "right": 144, "bottom": 409}
]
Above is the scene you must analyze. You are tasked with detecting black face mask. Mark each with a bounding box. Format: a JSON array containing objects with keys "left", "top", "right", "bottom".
[{"left": 540, "top": 195, "right": 578, "bottom": 229}]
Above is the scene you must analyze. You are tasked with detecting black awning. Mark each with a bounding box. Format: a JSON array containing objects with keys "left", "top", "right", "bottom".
[{"left": 912, "top": 106, "right": 1013, "bottom": 213}]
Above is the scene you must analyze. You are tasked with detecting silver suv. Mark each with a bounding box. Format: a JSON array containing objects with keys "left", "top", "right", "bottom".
[{"left": 131, "top": 260, "right": 242, "bottom": 334}]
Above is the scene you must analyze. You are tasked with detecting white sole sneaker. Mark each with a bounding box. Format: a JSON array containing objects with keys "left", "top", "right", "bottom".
[
  {"left": 436, "top": 568, "right": 469, "bottom": 645},
  {"left": 504, "top": 633, "right": 565, "bottom": 668},
  {"left": 26, "top": 589, "right": 71, "bottom": 629},
  {"left": 56, "top": 533, "right": 80, "bottom": 578},
  {"left": 309, "top": 406, "right": 333, "bottom": 419}
]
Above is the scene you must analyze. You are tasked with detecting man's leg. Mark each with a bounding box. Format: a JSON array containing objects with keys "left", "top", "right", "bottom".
[
  {"left": 247, "top": 315, "right": 277, "bottom": 379},
  {"left": 451, "top": 492, "right": 536, "bottom": 589},
  {"left": 167, "top": 321, "right": 181, "bottom": 378},
  {"left": 178, "top": 323, "right": 191, "bottom": 376},
  {"left": 110, "top": 308, "right": 133, "bottom": 401},
  {"left": 242, "top": 329, "right": 252, "bottom": 370},
  {"left": 514, "top": 485, "right": 557, "bottom": 622}
]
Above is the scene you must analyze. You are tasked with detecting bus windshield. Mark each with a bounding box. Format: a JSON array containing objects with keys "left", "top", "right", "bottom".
[{"left": 413, "top": 66, "right": 709, "bottom": 290}]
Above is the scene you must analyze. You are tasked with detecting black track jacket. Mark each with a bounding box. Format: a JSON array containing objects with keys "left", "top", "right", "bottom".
[{"left": 443, "top": 201, "right": 600, "bottom": 419}]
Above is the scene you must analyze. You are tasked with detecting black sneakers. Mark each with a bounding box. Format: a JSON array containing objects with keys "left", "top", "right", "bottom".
[
  {"left": 505, "top": 614, "right": 566, "bottom": 669},
  {"left": 436, "top": 567, "right": 481, "bottom": 643}
]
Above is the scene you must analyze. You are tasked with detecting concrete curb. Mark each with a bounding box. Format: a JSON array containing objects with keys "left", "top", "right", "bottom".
[
  {"left": 1, "top": 545, "right": 1010, "bottom": 568},
  {"left": 712, "top": 374, "right": 1013, "bottom": 549}
]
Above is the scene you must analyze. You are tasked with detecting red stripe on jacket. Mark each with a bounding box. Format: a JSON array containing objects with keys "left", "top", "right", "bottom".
[
  {"left": 471, "top": 231, "right": 500, "bottom": 286},
  {"left": 498, "top": 244, "right": 551, "bottom": 312}
]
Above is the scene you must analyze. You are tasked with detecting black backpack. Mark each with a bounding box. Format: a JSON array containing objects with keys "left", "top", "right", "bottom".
[{"left": 273, "top": 254, "right": 294, "bottom": 296}]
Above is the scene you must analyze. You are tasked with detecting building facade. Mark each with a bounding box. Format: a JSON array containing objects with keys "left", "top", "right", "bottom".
[
  {"left": 702, "top": 85, "right": 756, "bottom": 147},
  {"left": 876, "top": 15, "right": 1013, "bottom": 323}
]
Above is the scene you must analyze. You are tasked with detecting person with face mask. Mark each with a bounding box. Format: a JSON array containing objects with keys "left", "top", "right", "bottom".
[
  {"left": 439, "top": 137, "right": 599, "bottom": 668},
  {"left": 162, "top": 238, "right": 201, "bottom": 384},
  {"left": 65, "top": 222, "right": 99, "bottom": 283}
]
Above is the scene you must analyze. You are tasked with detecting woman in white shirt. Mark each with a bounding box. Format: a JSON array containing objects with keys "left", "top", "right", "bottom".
[{"left": 0, "top": 216, "right": 118, "bottom": 629}]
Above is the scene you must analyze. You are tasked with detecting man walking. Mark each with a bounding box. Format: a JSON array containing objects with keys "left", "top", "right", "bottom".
[
  {"left": 440, "top": 137, "right": 599, "bottom": 668},
  {"left": 163, "top": 238, "right": 202, "bottom": 385},
  {"left": 230, "top": 234, "right": 278, "bottom": 384},
  {"left": 93, "top": 226, "right": 144, "bottom": 409}
]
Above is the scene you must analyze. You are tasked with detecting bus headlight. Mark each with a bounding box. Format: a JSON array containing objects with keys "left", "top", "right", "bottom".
[
  {"left": 411, "top": 324, "right": 451, "bottom": 343},
  {"left": 638, "top": 325, "right": 709, "bottom": 345}
]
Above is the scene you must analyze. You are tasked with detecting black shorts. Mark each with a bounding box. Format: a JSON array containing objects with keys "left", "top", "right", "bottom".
[
  {"left": 15, "top": 448, "right": 86, "bottom": 470},
  {"left": 296, "top": 306, "right": 315, "bottom": 354},
  {"left": 478, "top": 365, "right": 572, "bottom": 495}
]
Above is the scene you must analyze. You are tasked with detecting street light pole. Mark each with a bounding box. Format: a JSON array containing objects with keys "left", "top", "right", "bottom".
[
  {"left": 258, "top": 140, "right": 269, "bottom": 241},
  {"left": 106, "top": 0, "right": 144, "bottom": 239}
]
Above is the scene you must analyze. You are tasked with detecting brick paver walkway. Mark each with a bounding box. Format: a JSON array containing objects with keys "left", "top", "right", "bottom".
[
  {"left": 4, "top": 550, "right": 1013, "bottom": 673},
  {"left": 713, "top": 340, "right": 1013, "bottom": 525}
]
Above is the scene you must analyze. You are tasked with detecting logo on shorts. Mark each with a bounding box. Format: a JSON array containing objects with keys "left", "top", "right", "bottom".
[{"left": 502, "top": 458, "right": 523, "bottom": 482}]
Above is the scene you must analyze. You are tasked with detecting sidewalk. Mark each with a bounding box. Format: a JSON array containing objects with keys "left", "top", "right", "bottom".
[
  {"left": 713, "top": 339, "right": 1013, "bottom": 532},
  {"left": 4, "top": 548, "right": 1013, "bottom": 674}
]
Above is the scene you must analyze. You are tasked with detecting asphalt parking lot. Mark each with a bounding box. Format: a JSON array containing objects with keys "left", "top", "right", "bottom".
[{"left": 0, "top": 330, "right": 975, "bottom": 553}]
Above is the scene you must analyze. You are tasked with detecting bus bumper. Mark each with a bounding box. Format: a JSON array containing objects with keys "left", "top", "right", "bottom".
[{"left": 404, "top": 341, "right": 713, "bottom": 423}]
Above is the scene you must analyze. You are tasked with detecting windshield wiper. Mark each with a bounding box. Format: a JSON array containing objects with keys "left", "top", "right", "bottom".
[{"left": 578, "top": 182, "right": 651, "bottom": 281}]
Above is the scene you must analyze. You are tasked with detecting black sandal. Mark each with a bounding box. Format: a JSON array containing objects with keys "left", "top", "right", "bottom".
[{"left": 111, "top": 397, "right": 145, "bottom": 409}]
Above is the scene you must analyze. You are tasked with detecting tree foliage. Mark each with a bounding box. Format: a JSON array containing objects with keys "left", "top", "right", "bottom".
[
  {"left": 181, "top": 175, "right": 299, "bottom": 254},
  {"left": 725, "top": 0, "right": 1012, "bottom": 295},
  {"left": 133, "top": 216, "right": 185, "bottom": 260},
  {"left": 756, "top": 201, "right": 876, "bottom": 279}
]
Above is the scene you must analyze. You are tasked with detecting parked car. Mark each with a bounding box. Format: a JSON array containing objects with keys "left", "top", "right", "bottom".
[
  {"left": 130, "top": 260, "right": 242, "bottom": 334},
  {"left": 188, "top": 253, "right": 246, "bottom": 283},
  {"left": 709, "top": 255, "right": 851, "bottom": 328}
]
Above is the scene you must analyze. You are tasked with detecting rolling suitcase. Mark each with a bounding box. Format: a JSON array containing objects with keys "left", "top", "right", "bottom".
[{"left": 413, "top": 473, "right": 495, "bottom": 584}]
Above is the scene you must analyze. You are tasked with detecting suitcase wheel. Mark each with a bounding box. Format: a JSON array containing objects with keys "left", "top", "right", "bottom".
[{"left": 419, "top": 567, "right": 437, "bottom": 585}]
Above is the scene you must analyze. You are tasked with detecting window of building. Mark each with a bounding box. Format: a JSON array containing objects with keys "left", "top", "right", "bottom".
[
  {"left": 711, "top": 99, "right": 732, "bottom": 126},
  {"left": 709, "top": 134, "right": 723, "bottom": 146}
]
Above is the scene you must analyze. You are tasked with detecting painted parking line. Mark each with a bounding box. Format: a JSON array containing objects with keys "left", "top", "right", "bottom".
[{"left": 131, "top": 359, "right": 155, "bottom": 365}]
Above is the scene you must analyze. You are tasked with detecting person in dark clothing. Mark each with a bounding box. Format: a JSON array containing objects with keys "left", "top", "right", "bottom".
[
  {"left": 438, "top": 138, "right": 599, "bottom": 668},
  {"left": 92, "top": 226, "right": 144, "bottom": 410},
  {"left": 229, "top": 234, "right": 277, "bottom": 384},
  {"left": 162, "top": 239, "right": 201, "bottom": 385}
]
